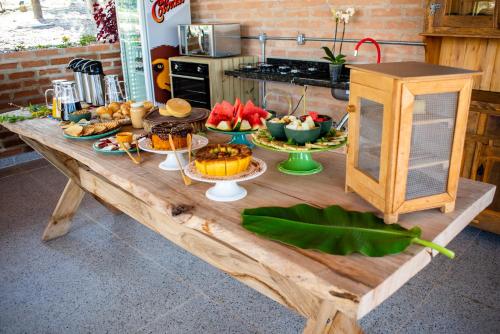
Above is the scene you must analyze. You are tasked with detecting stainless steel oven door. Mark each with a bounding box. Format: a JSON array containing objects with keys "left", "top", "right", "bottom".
[
  {"left": 179, "top": 25, "right": 213, "bottom": 57},
  {"left": 171, "top": 74, "right": 211, "bottom": 108}
]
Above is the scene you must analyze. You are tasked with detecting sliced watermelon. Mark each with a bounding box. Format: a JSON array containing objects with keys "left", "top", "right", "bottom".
[
  {"left": 232, "top": 103, "right": 244, "bottom": 131},
  {"left": 239, "top": 119, "right": 252, "bottom": 131},
  {"left": 234, "top": 97, "right": 241, "bottom": 117},
  {"left": 242, "top": 100, "right": 256, "bottom": 119},
  {"left": 248, "top": 113, "right": 265, "bottom": 130},
  {"left": 220, "top": 101, "right": 234, "bottom": 119},
  {"left": 216, "top": 120, "right": 232, "bottom": 131},
  {"left": 206, "top": 103, "right": 223, "bottom": 129}
]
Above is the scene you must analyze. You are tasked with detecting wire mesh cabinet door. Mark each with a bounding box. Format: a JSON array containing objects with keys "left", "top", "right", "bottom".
[
  {"left": 393, "top": 79, "right": 473, "bottom": 213},
  {"left": 347, "top": 83, "right": 393, "bottom": 211}
]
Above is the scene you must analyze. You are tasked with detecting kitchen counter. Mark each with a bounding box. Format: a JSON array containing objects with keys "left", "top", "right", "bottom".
[{"left": 224, "top": 69, "right": 349, "bottom": 89}]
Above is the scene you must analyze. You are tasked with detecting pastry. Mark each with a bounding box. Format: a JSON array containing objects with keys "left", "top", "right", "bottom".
[
  {"left": 149, "top": 122, "right": 193, "bottom": 150},
  {"left": 120, "top": 104, "right": 130, "bottom": 116},
  {"left": 82, "top": 126, "right": 95, "bottom": 136},
  {"left": 159, "top": 98, "right": 192, "bottom": 118},
  {"left": 64, "top": 124, "right": 83, "bottom": 137},
  {"left": 108, "top": 102, "right": 121, "bottom": 113},
  {"left": 97, "top": 106, "right": 113, "bottom": 120},
  {"left": 195, "top": 144, "right": 252, "bottom": 177}
]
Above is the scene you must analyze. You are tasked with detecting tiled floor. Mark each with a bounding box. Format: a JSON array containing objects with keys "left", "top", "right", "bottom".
[{"left": 0, "top": 159, "right": 499, "bottom": 334}]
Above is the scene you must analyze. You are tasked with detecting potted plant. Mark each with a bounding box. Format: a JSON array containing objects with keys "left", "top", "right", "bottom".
[{"left": 322, "top": 8, "right": 355, "bottom": 83}]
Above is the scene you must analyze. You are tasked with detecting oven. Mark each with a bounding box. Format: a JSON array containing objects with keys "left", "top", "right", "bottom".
[{"left": 170, "top": 61, "right": 211, "bottom": 109}]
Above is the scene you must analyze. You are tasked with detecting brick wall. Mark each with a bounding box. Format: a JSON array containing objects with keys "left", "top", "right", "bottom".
[
  {"left": 0, "top": 43, "right": 122, "bottom": 158},
  {"left": 191, "top": 0, "right": 426, "bottom": 120}
]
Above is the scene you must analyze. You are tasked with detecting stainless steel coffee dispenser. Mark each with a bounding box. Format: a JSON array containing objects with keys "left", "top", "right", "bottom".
[
  {"left": 81, "top": 60, "right": 105, "bottom": 106},
  {"left": 67, "top": 59, "right": 90, "bottom": 102}
]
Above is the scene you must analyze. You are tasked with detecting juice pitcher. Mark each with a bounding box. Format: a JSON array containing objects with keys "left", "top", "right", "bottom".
[
  {"left": 104, "top": 74, "right": 126, "bottom": 104},
  {"left": 59, "top": 81, "right": 82, "bottom": 121},
  {"left": 44, "top": 79, "right": 67, "bottom": 119}
]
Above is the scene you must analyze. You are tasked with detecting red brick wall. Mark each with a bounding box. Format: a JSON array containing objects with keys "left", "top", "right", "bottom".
[
  {"left": 0, "top": 43, "right": 122, "bottom": 158},
  {"left": 191, "top": 0, "right": 426, "bottom": 120}
]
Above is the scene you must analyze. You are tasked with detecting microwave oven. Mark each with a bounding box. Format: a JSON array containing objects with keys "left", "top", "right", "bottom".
[{"left": 178, "top": 23, "right": 241, "bottom": 58}]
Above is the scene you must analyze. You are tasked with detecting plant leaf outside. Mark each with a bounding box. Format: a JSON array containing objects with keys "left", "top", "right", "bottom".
[{"left": 242, "top": 204, "right": 455, "bottom": 259}]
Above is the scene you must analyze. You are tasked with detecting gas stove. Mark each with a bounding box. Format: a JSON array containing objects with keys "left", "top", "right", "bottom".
[{"left": 227, "top": 58, "right": 331, "bottom": 86}]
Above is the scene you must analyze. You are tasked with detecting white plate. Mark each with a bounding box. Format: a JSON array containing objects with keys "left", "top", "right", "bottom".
[
  {"left": 138, "top": 134, "right": 208, "bottom": 171},
  {"left": 184, "top": 158, "right": 267, "bottom": 202}
]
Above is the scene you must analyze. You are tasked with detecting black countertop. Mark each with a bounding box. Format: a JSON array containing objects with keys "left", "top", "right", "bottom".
[{"left": 224, "top": 70, "right": 349, "bottom": 90}]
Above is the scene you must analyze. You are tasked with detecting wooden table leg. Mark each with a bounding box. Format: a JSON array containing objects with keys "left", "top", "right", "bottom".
[
  {"left": 42, "top": 179, "right": 85, "bottom": 241},
  {"left": 303, "top": 301, "right": 363, "bottom": 334}
]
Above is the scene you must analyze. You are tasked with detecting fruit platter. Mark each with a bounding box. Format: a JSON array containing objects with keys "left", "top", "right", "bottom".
[
  {"left": 184, "top": 144, "right": 267, "bottom": 202},
  {"left": 206, "top": 99, "right": 272, "bottom": 148},
  {"left": 253, "top": 113, "right": 347, "bottom": 175}
]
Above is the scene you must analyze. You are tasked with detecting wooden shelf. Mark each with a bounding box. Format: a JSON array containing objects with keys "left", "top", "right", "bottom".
[{"left": 413, "top": 115, "right": 455, "bottom": 127}]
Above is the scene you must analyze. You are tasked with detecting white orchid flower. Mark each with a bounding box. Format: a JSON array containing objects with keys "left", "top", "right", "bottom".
[
  {"left": 346, "top": 8, "right": 355, "bottom": 16},
  {"left": 341, "top": 13, "right": 350, "bottom": 23}
]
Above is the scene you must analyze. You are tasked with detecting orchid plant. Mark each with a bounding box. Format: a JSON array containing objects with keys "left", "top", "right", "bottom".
[{"left": 322, "top": 7, "right": 355, "bottom": 65}]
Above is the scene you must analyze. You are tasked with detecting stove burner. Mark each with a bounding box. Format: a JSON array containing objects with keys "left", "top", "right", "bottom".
[
  {"left": 239, "top": 63, "right": 257, "bottom": 72},
  {"left": 278, "top": 65, "right": 291, "bottom": 74},
  {"left": 290, "top": 68, "right": 302, "bottom": 74},
  {"left": 257, "top": 62, "right": 275, "bottom": 73},
  {"left": 307, "top": 67, "right": 318, "bottom": 73}
]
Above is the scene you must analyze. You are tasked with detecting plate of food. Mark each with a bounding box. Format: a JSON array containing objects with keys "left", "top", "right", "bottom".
[
  {"left": 205, "top": 99, "right": 272, "bottom": 147},
  {"left": 252, "top": 115, "right": 347, "bottom": 175},
  {"left": 62, "top": 120, "right": 122, "bottom": 140},
  {"left": 184, "top": 144, "right": 267, "bottom": 202},
  {"left": 93, "top": 133, "right": 140, "bottom": 154}
]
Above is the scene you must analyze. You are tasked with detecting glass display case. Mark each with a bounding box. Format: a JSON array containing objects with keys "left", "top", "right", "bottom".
[
  {"left": 115, "top": 0, "right": 147, "bottom": 102},
  {"left": 346, "top": 62, "right": 478, "bottom": 223}
]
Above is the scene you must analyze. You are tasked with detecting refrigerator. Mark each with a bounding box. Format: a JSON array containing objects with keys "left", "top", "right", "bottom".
[{"left": 115, "top": 0, "right": 191, "bottom": 104}]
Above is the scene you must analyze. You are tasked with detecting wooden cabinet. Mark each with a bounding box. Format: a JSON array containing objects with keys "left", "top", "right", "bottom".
[
  {"left": 346, "top": 62, "right": 478, "bottom": 223},
  {"left": 425, "top": 0, "right": 500, "bottom": 37}
]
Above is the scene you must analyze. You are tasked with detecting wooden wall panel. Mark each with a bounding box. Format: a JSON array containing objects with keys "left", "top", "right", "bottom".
[{"left": 427, "top": 37, "right": 500, "bottom": 92}]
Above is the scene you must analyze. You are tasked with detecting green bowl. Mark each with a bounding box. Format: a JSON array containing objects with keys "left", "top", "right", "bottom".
[
  {"left": 266, "top": 120, "right": 287, "bottom": 140},
  {"left": 300, "top": 115, "right": 333, "bottom": 136},
  {"left": 68, "top": 112, "right": 91, "bottom": 123},
  {"left": 284, "top": 126, "right": 321, "bottom": 145}
]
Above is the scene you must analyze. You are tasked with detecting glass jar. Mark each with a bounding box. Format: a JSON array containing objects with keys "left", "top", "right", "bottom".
[{"left": 130, "top": 102, "right": 146, "bottom": 129}]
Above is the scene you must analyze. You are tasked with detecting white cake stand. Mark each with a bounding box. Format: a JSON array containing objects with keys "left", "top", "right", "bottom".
[
  {"left": 138, "top": 135, "right": 209, "bottom": 171},
  {"left": 184, "top": 157, "right": 267, "bottom": 202}
]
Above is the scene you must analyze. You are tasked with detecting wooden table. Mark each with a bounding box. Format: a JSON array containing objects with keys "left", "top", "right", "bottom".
[{"left": 2, "top": 117, "right": 495, "bottom": 334}]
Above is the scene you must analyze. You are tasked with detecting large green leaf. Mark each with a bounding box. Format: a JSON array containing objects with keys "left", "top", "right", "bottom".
[{"left": 242, "top": 204, "right": 454, "bottom": 258}]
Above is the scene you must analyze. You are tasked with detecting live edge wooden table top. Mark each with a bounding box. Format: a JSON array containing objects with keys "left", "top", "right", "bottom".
[{"left": 3, "top": 117, "right": 495, "bottom": 334}]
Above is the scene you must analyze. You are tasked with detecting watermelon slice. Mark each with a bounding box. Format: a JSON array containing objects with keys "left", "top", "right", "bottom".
[
  {"left": 233, "top": 98, "right": 242, "bottom": 114},
  {"left": 206, "top": 103, "right": 223, "bottom": 129},
  {"left": 248, "top": 113, "right": 265, "bottom": 130},
  {"left": 239, "top": 119, "right": 252, "bottom": 131},
  {"left": 232, "top": 103, "right": 244, "bottom": 131},
  {"left": 220, "top": 101, "right": 234, "bottom": 119},
  {"left": 216, "top": 120, "right": 232, "bottom": 131},
  {"left": 242, "top": 100, "right": 272, "bottom": 121}
]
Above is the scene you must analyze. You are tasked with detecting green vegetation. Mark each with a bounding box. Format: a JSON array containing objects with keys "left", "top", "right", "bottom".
[{"left": 79, "top": 34, "right": 97, "bottom": 46}]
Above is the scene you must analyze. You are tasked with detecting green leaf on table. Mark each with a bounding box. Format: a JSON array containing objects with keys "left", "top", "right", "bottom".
[{"left": 242, "top": 204, "right": 454, "bottom": 258}]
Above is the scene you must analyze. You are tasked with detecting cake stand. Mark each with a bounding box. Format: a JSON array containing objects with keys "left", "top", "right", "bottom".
[
  {"left": 207, "top": 128, "right": 256, "bottom": 148},
  {"left": 253, "top": 139, "right": 346, "bottom": 176},
  {"left": 184, "top": 158, "right": 267, "bottom": 202},
  {"left": 138, "top": 135, "right": 208, "bottom": 171}
]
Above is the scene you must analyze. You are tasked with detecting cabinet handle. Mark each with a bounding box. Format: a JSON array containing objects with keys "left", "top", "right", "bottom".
[{"left": 347, "top": 105, "right": 356, "bottom": 113}]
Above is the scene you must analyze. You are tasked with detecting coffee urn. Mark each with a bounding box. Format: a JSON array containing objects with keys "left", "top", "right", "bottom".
[
  {"left": 82, "top": 60, "right": 105, "bottom": 106},
  {"left": 67, "top": 59, "right": 90, "bottom": 102}
]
